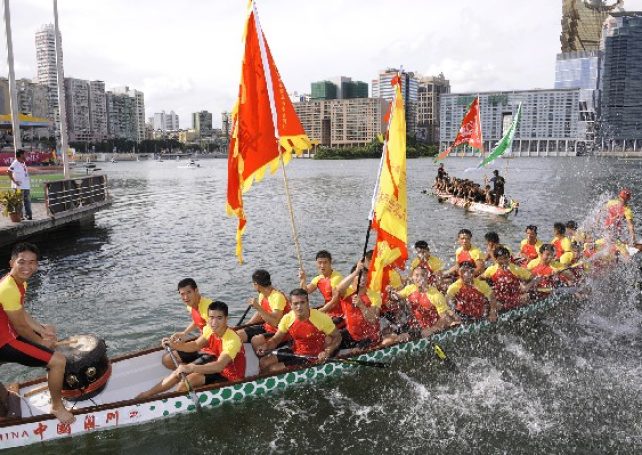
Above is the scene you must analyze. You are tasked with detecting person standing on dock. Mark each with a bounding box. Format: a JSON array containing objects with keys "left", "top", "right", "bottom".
[
  {"left": 6, "top": 149, "right": 32, "bottom": 220},
  {"left": 0, "top": 243, "right": 75, "bottom": 423}
]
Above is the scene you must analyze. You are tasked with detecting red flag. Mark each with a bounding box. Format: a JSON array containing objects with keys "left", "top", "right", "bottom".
[
  {"left": 226, "top": 3, "right": 311, "bottom": 263},
  {"left": 435, "top": 97, "right": 483, "bottom": 161}
]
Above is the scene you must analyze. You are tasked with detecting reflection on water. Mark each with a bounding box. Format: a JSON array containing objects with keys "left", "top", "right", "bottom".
[{"left": 3, "top": 157, "right": 642, "bottom": 453}]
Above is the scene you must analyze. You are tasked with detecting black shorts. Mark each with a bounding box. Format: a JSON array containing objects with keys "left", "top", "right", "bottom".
[
  {"left": 203, "top": 372, "right": 228, "bottom": 385},
  {"left": 176, "top": 351, "right": 216, "bottom": 364},
  {"left": 339, "top": 329, "right": 377, "bottom": 350},
  {"left": 275, "top": 348, "right": 310, "bottom": 367},
  {"left": 243, "top": 325, "right": 268, "bottom": 340},
  {"left": 0, "top": 336, "right": 54, "bottom": 368}
]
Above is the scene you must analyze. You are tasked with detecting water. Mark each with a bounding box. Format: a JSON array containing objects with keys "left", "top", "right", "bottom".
[{"left": 2, "top": 157, "right": 641, "bottom": 454}]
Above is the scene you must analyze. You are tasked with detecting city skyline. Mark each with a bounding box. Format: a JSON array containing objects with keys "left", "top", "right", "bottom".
[{"left": 4, "top": 0, "right": 642, "bottom": 128}]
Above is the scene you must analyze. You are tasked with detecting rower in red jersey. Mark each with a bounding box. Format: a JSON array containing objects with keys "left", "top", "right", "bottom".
[
  {"left": 138, "top": 301, "right": 246, "bottom": 399},
  {"left": 527, "top": 244, "right": 572, "bottom": 300},
  {"left": 409, "top": 240, "right": 444, "bottom": 287},
  {"left": 517, "top": 225, "right": 542, "bottom": 266},
  {"left": 257, "top": 289, "right": 341, "bottom": 374},
  {"left": 551, "top": 222, "right": 572, "bottom": 260},
  {"left": 445, "top": 229, "right": 485, "bottom": 277},
  {"left": 236, "top": 269, "right": 290, "bottom": 354},
  {"left": 391, "top": 267, "right": 455, "bottom": 338},
  {"left": 481, "top": 246, "right": 533, "bottom": 311},
  {"left": 334, "top": 262, "right": 399, "bottom": 353},
  {"left": 299, "top": 250, "right": 344, "bottom": 323},
  {"left": 446, "top": 262, "right": 498, "bottom": 322},
  {"left": 603, "top": 188, "right": 636, "bottom": 244}
]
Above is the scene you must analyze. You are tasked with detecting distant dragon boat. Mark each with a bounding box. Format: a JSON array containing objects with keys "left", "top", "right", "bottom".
[
  {"left": 430, "top": 190, "right": 519, "bottom": 217},
  {"left": 0, "top": 291, "right": 567, "bottom": 449}
]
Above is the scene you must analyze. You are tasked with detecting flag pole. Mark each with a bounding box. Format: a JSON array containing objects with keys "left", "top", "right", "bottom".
[{"left": 252, "top": 0, "right": 305, "bottom": 274}]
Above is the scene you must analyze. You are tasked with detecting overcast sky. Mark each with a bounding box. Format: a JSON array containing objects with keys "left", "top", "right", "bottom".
[{"left": 3, "top": 0, "right": 642, "bottom": 128}]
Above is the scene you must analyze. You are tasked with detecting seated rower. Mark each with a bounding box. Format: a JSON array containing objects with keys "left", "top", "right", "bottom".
[
  {"left": 559, "top": 241, "right": 587, "bottom": 284},
  {"left": 334, "top": 262, "right": 399, "bottom": 353},
  {"left": 392, "top": 266, "right": 455, "bottom": 338},
  {"left": 551, "top": 222, "right": 572, "bottom": 260},
  {"left": 481, "top": 246, "right": 533, "bottom": 311},
  {"left": 138, "top": 301, "right": 245, "bottom": 399},
  {"left": 299, "top": 250, "right": 344, "bottom": 324},
  {"left": 410, "top": 240, "right": 444, "bottom": 286},
  {"left": 236, "top": 270, "right": 290, "bottom": 354},
  {"left": 446, "top": 261, "right": 498, "bottom": 322},
  {"left": 257, "top": 289, "right": 341, "bottom": 374},
  {"left": 518, "top": 225, "right": 542, "bottom": 266},
  {"left": 527, "top": 244, "right": 572, "bottom": 300},
  {"left": 483, "top": 231, "right": 513, "bottom": 263},
  {"left": 445, "top": 229, "right": 485, "bottom": 277},
  {"left": 566, "top": 220, "right": 581, "bottom": 243},
  {"left": 162, "top": 278, "right": 213, "bottom": 370},
  {"left": 364, "top": 250, "right": 404, "bottom": 324}
]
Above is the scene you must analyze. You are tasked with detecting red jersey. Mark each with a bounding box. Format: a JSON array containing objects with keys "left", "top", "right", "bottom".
[{"left": 340, "top": 290, "right": 380, "bottom": 342}]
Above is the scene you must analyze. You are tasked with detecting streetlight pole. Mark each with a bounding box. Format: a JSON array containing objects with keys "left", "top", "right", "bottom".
[
  {"left": 2, "top": 0, "right": 22, "bottom": 153},
  {"left": 53, "top": 0, "right": 70, "bottom": 178}
]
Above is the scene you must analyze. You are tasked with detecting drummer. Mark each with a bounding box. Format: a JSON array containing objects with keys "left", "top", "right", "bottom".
[{"left": 0, "top": 243, "right": 75, "bottom": 423}]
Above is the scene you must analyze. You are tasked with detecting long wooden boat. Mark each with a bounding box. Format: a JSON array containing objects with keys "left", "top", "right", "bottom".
[
  {"left": 0, "top": 292, "right": 568, "bottom": 449},
  {"left": 430, "top": 190, "right": 518, "bottom": 216}
]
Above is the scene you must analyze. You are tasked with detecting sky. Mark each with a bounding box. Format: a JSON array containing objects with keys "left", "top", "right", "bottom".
[{"left": 3, "top": 0, "right": 642, "bottom": 128}]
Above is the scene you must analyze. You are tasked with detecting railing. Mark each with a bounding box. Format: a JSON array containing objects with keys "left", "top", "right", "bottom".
[{"left": 45, "top": 174, "right": 109, "bottom": 216}]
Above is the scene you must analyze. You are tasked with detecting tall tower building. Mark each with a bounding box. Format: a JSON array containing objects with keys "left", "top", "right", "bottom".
[
  {"left": 560, "top": 0, "right": 623, "bottom": 52},
  {"left": 598, "top": 11, "right": 642, "bottom": 149},
  {"left": 417, "top": 73, "right": 450, "bottom": 144},
  {"left": 35, "top": 24, "right": 61, "bottom": 127},
  {"left": 372, "top": 68, "right": 419, "bottom": 135},
  {"left": 112, "top": 86, "right": 146, "bottom": 142},
  {"left": 64, "top": 78, "right": 91, "bottom": 142},
  {"left": 192, "top": 110, "right": 213, "bottom": 137},
  {"left": 89, "top": 81, "right": 108, "bottom": 141}
]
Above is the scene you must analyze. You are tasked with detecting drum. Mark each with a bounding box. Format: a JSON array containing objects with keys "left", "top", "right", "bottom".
[{"left": 56, "top": 334, "right": 111, "bottom": 400}]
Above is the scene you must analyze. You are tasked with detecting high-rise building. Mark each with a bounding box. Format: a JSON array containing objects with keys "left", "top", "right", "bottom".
[
  {"left": 416, "top": 73, "right": 450, "bottom": 143},
  {"left": 106, "top": 91, "right": 136, "bottom": 141},
  {"left": 64, "top": 78, "right": 91, "bottom": 142},
  {"left": 0, "top": 78, "right": 10, "bottom": 115},
  {"left": 294, "top": 98, "right": 388, "bottom": 147},
  {"left": 440, "top": 89, "right": 594, "bottom": 155},
  {"left": 560, "top": 0, "right": 623, "bottom": 52},
  {"left": 311, "top": 77, "right": 368, "bottom": 101},
  {"left": 192, "top": 110, "right": 213, "bottom": 137},
  {"left": 372, "top": 68, "right": 419, "bottom": 135},
  {"left": 112, "top": 86, "right": 145, "bottom": 142},
  {"left": 35, "top": 24, "right": 61, "bottom": 127},
  {"left": 89, "top": 81, "right": 107, "bottom": 141},
  {"left": 152, "top": 110, "right": 179, "bottom": 131},
  {"left": 16, "top": 79, "right": 50, "bottom": 119},
  {"left": 598, "top": 11, "right": 642, "bottom": 150},
  {"left": 311, "top": 81, "right": 337, "bottom": 100},
  {"left": 554, "top": 50, "right": 600, "bottom": 89}
]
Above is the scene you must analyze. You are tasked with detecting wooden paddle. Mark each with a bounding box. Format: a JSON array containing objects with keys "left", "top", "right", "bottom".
[
  {"left": 236, "top": 305, "right": 253, "bottom": 326},
  {"left": 271, "top": 350, "right": 389, "bottom": 369},
  {"left": 428, "top": 339, "right": 459, "bottom": 373},
  {"left": 164, "top": 344, "right": 201, "bottom": 411}
]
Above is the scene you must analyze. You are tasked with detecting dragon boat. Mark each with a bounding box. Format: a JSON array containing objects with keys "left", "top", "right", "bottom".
[
  {"left": 0, "top": 291, "right": 567, "bottom": 449},
  {"left": 431, "top": 190, "right": 519, "bottom": 217}
]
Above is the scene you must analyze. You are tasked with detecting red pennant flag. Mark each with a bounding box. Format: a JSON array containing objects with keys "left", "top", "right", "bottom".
[
  {"left": 435, "top": 97, "right": 483, "bottom": 161},
  {"left": 226, "top": 3, "right": 311, "bottom": 263}
]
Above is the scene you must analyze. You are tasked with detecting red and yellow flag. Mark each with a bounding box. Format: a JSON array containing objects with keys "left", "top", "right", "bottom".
[
  {"left": 226, "top": 2, "right": 311, "bottom": 263},
  {"left": 367, "top": 76, "right": 408, "bottom": 293},
  {"left": 435, "top": 96, "right": 483, "bottom": 161}
]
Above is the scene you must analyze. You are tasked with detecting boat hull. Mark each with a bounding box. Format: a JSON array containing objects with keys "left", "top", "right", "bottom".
[
  {"left": 432, "top": 191, "right": 516, "bottom": 216},
  {"left": 0, "top": 293, "right": 561, "bottom": 449}
]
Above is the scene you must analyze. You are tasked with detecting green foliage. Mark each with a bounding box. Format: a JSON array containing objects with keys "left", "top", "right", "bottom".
[
  {"left": 313, "top": 136, "right": 438, "bottom": 159},
  {"left": 0, "top": 189, "right": 22, "bottom": 216}
]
